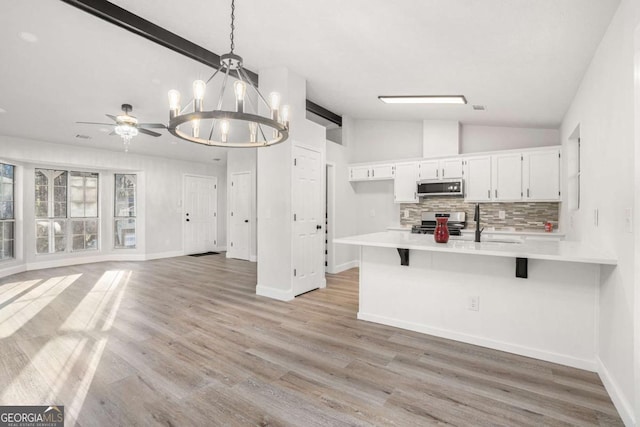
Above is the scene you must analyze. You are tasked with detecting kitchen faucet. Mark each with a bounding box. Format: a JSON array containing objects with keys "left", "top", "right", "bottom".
[{"left": 474, "top": 203, "right": 484, "bottom": 243}]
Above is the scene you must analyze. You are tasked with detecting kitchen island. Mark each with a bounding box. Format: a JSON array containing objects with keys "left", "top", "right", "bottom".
[{"left": 335, "top": 231, "right": 617, "bottom": 370}]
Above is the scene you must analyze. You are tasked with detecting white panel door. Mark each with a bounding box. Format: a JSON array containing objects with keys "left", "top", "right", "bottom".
[
  {"left": 523, "top": 149, "right": 561, "bottom": 201},
  {"left": 229, "top": 171, "right": 251, "bottom": 260},
  {"left": 441, "top": 158, "right": 464, "bottom": 179},
  {"left": 184, "top": 175, "right": 217, "bottom": 254},
  {"left": 418, "top": 160, "right": 439, "bottom": 180},
  {"left": 492, "top": 153, "right": 522, "bottom": 201},
  {"left": 464, "top": 156, "right": 492, "bottom": 201},
  {"left": 394, "top": 162, "right": 418, "bottom": 203},
  {"left": 292, "top": 145, "right": 323, "bottom": 296}
]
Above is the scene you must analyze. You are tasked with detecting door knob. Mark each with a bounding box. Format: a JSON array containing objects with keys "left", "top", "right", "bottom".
[
  {"left": 244, "top": 220, "right": 249, "bottom": 223},
  {"left": 186, "top": 219, "right": 190, "bottom": 222},
  {"left": 186, "top": 213, "right": 189, "bottom": 216},
  {"left": 316, "top": 225, "right": 322, "bottom": 230}
]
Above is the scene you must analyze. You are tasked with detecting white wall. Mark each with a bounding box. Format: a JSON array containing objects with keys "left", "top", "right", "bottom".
[
  {"left": 227, "top": 148, "right": 257, "bottom": 260},
  {"left": 326, "top": 140, "right": 358, "bottom": 271},
  {"left": 0, "top": 135, "right": 226, "bottom": 275},
  {"left": 461, "top": 125, "right": 560, "bottom": 154},
  {"left": 348, "top": 119, "right": 423, "bottom": 163},
  {"left": 256, "top": 67, "right": 326, "bottom": 300},
  {"left": 559, "top": 0, "right": 639, "bottom": 424}
]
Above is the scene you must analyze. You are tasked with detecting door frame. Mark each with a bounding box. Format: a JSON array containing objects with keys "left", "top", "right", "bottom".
[
  {"left": 291, "top": 142, "right": 326, "bottom": 294},
  {"left": 182, "top": 173, "right": 218, "bottom": 255},
  {"left": 227, "top": 170, "right": 252, "bottom": 261},
  {"left": 325, "top": 162, "right": 336, "bottom": 274}
]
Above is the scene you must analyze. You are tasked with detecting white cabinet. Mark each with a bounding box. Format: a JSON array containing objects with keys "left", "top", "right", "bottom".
[
  {"left": 371, "top": 164, "right": 395, "bottom": 180},
  {"left": 463, "top": 156, "right": 492, "bottom": 201},
  {"left": 523, "top": 149, "right": 561, "bottom": 201},
  {"left": 394, "top": 162, "right": 419, "bottom": 203},
  {"left": 349, "top": 163, "right": 395, "bottom": 181},
  {"left": 418, "top": 158, "right": 464, "bottom": 180},
  {"left": 492, "top": 153, "right": 523, "bottom": 201}
]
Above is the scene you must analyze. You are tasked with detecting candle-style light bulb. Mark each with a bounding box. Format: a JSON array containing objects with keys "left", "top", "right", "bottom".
[
  {"left": 193, "top": 80, "right": 206, "bottom": 112},
  {"left": 192, "top": 119, "right": 200, "bottom": 138},
  {"left": 168, "top": 90, "right": 181, "bottom": 118},
  {"left": 234, "top": 81, "right": 246, "bottom": 113},
  {"left": 281, "top": 105, "right": 290, "bottom": 128},
  {"left": 269, "top": 92, "right": 281, "bottom": 121},
  {"left": 249, "top": 122, "right": 258, "bottom": 143},
  {"left": 220, "top": 119, "right": 230, "bottom": 143}
]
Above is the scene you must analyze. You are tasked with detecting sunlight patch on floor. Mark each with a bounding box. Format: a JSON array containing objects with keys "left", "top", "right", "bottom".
[{"left": 0, "top": 275, "right": 81, "bottom": 338}]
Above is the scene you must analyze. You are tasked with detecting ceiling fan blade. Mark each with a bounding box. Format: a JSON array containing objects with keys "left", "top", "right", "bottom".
[
  {"left": 76, "top": 121, "right": 113, "bottom": 125},
  {"left": 138, "top": 123, "right": 166, "bottom": 129},
  {"left": 105, "top": 114, "right": 118, "bottom": 122},
  {"left": 138, "top": 128, "right": 162, "bottom": 137}
]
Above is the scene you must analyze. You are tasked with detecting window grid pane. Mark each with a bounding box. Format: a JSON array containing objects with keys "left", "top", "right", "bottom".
[
  {"left": 114, "top": 174, "right": 136, "bottom": 249},
  {"left": 0, "top": 163, "right": 15, "bottom": 260}
]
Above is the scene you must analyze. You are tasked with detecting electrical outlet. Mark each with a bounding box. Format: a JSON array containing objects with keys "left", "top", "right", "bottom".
[
  {"left": 468, "top": 296, "right": 479, "bottom": 311},
  {"left": 498, "top": 210, "right": 505, "bottom": 220}
]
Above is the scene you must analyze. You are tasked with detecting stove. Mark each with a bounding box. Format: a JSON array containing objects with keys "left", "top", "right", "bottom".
[{"left": 411, "top": 212, "right": 466, "bottom": 236}]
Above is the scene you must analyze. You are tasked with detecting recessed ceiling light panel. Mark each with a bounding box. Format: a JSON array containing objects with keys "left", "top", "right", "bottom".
[
  {"left": 378, "top": 95, "right": 467, "bottom": 104},
  {"left": 18, "top": 31, "right": 38, "bottom": 43}
]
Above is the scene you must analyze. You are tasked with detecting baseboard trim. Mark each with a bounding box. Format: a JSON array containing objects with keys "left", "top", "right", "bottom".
[
  {"left": 256, "top": 284, "right": 294, "bottom": 302},
  {"left": 0, "top": 264, "right": 27, "bottom": 279},
  {"left": 597, "top": 357, "right": 634, "bottom": 426},
  {"left": 26, "top": 253, "right": 144, "bottom": 271},
  {"left": 145, "top": 251, "right": 183, "bottom": 261},
  {"left": 357, "top": 312, "right": 597, "bottom": 371},
  {"left": 331, "top": 260, "right": 359, "bottom": 274}
]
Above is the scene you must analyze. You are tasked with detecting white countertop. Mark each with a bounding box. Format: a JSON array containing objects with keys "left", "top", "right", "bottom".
[{"left": 335, "top": 231, "right": 616, "bottom": 265}]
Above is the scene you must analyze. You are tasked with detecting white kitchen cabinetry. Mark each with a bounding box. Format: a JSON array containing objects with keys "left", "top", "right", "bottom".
[
  {"left": 492, "top": 153, "right": 523, "bottom": 201},
  {"left": 523, "top": 149, "right": 561, "bottom": 201},
  {"left": 394, "top": 162, "right": 419, "bottom": 203},
  {"left": 463, "top": 156, "right": 492, "bottom": 202},
  {"left": 418, "top": 158, "right": 464, "bottom": 180},
  {"left": 349, "top": 163, "right": 395, "bottom": 181}
]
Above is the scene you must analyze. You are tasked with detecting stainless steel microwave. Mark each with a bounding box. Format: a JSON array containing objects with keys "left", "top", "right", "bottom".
[{"left": 417, "top": 179, "right": 464, "bottom": 197}]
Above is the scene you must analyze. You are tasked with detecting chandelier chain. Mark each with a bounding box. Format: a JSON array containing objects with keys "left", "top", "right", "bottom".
[{"left": 230, "top": 0, "right": 236, "bottom": 54}]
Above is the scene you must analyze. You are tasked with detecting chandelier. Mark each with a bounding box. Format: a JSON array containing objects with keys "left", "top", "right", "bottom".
[{"left": 167, "top": 0, "right": 289, "bottom": 148}]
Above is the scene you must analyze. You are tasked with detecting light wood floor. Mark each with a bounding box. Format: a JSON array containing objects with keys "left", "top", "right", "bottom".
[{"left": 0, "top": 255, "right": 623, "bottom": 426}]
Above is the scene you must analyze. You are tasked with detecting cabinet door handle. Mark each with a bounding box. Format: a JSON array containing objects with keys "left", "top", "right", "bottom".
[
  {"left": 488, "top": 189, "right": 490, "bottom": 199},
  {"left": 372, "top": 169, "right": 375, "bottom": 177},
  {"left": 442, "top": 168, "right": 445, "bottom": 177},
  {"left": 367, "top": 170, "right": 370, "bottom": 177},
  {"left": 527, "top": 188, "right": 530, "bottom": 198},
  {"left": 436, "top": 169, "right": 439, "bottom": 178}
]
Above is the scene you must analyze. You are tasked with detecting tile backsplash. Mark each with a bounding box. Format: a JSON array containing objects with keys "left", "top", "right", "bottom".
[{"left": 400, "top": 197, "right": 560, "bottom": 231}]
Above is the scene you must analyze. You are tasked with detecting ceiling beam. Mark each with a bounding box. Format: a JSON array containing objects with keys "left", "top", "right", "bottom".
[
  {"left": 306, "top": 100, "right": 342, "bottom": 127},
  {"left": 60, "top": 0, "right": 342, "bottom": 127}
]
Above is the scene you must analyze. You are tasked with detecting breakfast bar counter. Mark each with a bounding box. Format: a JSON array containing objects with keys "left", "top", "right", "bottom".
[{"left": 335, "top": 231, "right": 617, "bottom": 371}]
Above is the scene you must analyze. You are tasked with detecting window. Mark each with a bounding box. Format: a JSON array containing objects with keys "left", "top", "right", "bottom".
[
  {"left": 35, "top": 169, "right": 99, "bottom": 254},
  {"left": 0, "top": 163, "right": 15, "bottom": 260},
  {"left": 114, "top": 174, "right": 136, "bottom": 249}
]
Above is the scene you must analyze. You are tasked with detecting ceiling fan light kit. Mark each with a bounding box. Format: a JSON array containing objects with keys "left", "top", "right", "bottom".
[
  {"left": 77, "top": 103, "right": 165, "bottom": 152},
  {"left": 167, "top": 0, "right": 290, "bottom": 148},
  {"left": 378, "top": 95, "right": 468, "bottom": 104}
]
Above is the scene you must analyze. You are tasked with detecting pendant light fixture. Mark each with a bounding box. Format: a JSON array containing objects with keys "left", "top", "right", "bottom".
[{"left": 167, "top": 0, "right": 289, "bottom": 148}]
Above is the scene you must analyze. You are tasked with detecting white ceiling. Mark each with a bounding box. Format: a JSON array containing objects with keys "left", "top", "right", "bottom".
[{"left": 0, "top": 0, "right": 621, "bottom": 162}]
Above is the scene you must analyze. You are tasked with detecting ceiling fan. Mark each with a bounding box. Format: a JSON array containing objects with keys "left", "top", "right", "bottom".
[{"left": 77, "top": 103, "right": 166, "bottom": 151}]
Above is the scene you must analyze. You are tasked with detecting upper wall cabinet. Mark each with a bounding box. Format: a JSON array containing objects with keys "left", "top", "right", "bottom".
[
  {"left": 394, "top": 162, "right": 419, "bottom": 203},
  {"left": 523, "top": 149, "right": 561, "bottom": 201},
  {"left": 418, "top": 158, "right": 464, "bottom": 180},
  {"left": 349, "top": 163, "right": 395, "bottom": 181},
  {"left": 463, "top": 147, "right": 561, "bottom": 203},
  {"left": 492, "top": 153, "right": 523, "bottom": 201},
  {"left": 463, "top": 156, "right": 492, "bottom": 202}
]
